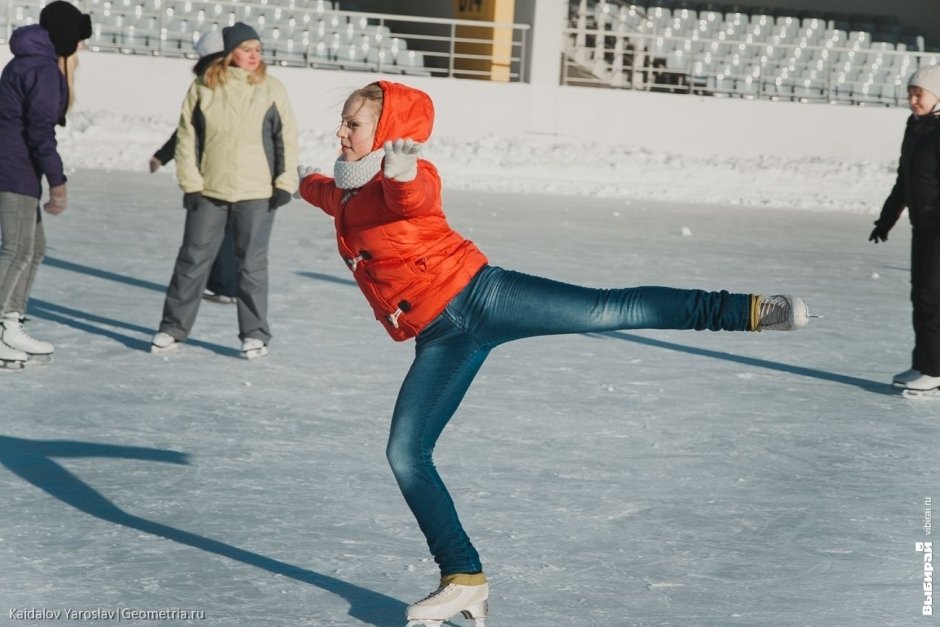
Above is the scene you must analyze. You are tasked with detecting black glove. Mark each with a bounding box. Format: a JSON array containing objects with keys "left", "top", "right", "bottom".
[
  {"left": 869, "top": 222, "right": 890, "bottom": 243},
  {"left": 183, "top": 191, "right": 202, "bottom": 211},
  {"left": 270, "top": 188, "right": 291, "bottom": 210}
]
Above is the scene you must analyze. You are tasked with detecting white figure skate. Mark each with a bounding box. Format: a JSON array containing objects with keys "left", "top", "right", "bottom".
[
  {"left": 899, "top": 372, "right": 940, "bottom": 399},
  {"left": 241, "top": 338, "right": 269, "bottom": 360},
  {"left": 0, "top": 340, "right": 27, "bottom": 370},
  {"left": 150, "top": 331, "right": 180, "bottom": 354},
  {"left": 405, "top": 575, "right": 488, "bottom": 627},
  {"left": 892, "top": 368, "right": 922, "bottom": 388},
  {"left": 756, "top": 295, "right": 809, "bottom": 331},
  {"left": 1, "top": 312, "right": 53, "bottom": 363}
]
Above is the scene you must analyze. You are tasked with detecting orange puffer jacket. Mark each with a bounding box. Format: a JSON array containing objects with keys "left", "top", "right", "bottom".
[{"left": 299, "top": 81, "right": 488, "bottom": 341}]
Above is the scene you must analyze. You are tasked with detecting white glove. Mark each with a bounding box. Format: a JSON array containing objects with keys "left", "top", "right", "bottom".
[
  {"left": 383, "top": 139, "right": 420, "bottom": 182},
  {"left": 294, "top": 165, "right": 321, "bottom": 198},
  {"left": 298, "top": 164, "right": 320, "bottom": 178}
]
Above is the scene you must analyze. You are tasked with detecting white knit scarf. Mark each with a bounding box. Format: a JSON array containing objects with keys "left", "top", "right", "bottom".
[{"left": 334, "top": 149, "right": 384, "bottom": 190}]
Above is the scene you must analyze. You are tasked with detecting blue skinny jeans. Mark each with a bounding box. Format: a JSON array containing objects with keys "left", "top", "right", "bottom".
[{"left": 385, "top": 265, "right": 751, "bottom": 576}]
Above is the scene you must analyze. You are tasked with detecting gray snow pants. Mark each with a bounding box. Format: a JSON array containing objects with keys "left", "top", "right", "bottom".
[
  {"left": 159, "top": 195, "right": 276, "bottom": 343},
  {"left": 0, "top": 191, "right": 45, "bottom": 317}
]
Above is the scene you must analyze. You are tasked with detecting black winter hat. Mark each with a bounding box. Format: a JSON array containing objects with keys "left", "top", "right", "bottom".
[
  {"left": 222, "top": 22, "right": 260, "bottom": 55},
  {"left": 40, "top": 1, "right": 92, "bottom": 57}
]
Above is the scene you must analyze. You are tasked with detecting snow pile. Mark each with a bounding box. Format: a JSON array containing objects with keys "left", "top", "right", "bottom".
[{"left": 58, "top": 108, "right": 898, "bottom": 214}]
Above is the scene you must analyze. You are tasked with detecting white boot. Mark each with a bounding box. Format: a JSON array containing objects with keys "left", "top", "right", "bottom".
[
  {"left": 1, "top": 312, "right": 54, "bottom": 360},
  {"left": 892, "top": 368, "right": 922, "bottom": 388},
  {"left": 406, "top": 574, "right": 488, "bottom": 627},
  {"left": 903, "top": 373, "right": 940, "bottom": 391},
  {"left": 0, "top": 340, "right": 27, "bottom": 370},
  {"left": 241, "top": 338, "right": 269, "bottom": 360},
  {"left": 150, "top": 331, "right": 180, "bottom": 354},
  {"left": 755, "top": 295, "right": 809, "bottom": 331}
]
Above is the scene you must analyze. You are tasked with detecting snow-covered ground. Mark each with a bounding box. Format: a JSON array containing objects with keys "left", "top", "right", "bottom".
[{"left": 1, "top": 166, "right": 934, "bottom": 626}]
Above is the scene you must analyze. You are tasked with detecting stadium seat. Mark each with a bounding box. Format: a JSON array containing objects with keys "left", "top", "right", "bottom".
[
  {"left": 365, "top": 46, "right": 396, "bottom": 72},
  {"left": 398, "top": 49, "right": 428, "bottom": 76},
  {"left": 363, "top": 24, "right": 391, "bottom": 47},
  {"left": 848, "top": 30, "right": 871, "bottom": 49},
  {"left": 647, "top": 6, "right": 670, "bottom": 31},
  {"left": 594, "top": 0, "right": 616, "bottom": 27},
  {"left": 617, "top": 5, "right": 647, "bottom": 30},
  {"left": 310, "top": 38, "right": 331, "bottom": 60},
  {"left": 665, "top": 48, "right": 687, "bottom": 70},
  {"left": 696, "top": 10, "right": 721, "bottom": 35},
  {"left": 775, "top": 14, "right": 798, "bottom": 29},
  {"left": 823, "top": 28, "right": 848, "bottom": 48},
  {"left": 736, "top": 75, "right": 758, "bottom": 98}
]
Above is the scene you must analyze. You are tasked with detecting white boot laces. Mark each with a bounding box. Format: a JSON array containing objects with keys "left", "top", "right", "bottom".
[
  {"left": 759, "top": 296, "right": 788, "bottom": 327},
  {"left": 416, "top": 584, "right": 451, "bottom": 605},
  {"left": 5, "top": 317, "right": 38, "bottom": 343}
]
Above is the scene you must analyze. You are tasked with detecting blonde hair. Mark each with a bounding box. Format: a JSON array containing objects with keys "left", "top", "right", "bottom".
[
  {"left": 58, "top": 52, "right": 78, "bottom": 112},
  {"left": 203, "top": 53, "right": 267, "bottom": 89},
  {"left": 349, "top": 82, "right": 383, "bottom": 119}
]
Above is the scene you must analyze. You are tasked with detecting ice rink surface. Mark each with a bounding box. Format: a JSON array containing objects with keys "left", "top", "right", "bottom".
[{"left": 0, "top": 170, "right": 934, "bottom": 626}]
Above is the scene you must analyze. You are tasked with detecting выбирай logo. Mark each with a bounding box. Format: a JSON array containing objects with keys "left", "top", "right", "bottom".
[{"left": 916, "top": 540, "right": 933, "bottom": 616}]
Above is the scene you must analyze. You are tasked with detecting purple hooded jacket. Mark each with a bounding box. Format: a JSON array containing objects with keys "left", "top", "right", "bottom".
[{"left": 0, "top": 24, "right": 68, "bottom": 199}]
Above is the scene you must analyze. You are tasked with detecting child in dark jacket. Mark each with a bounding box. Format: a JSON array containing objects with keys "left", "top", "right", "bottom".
[
  {"left": 0, "top": 1, "right": 91, "bottom": 368},
  {"left": 298, "top": 80, "right": 811, "bottom": 626},
  {"left": 870, "top": 65, "right": 940, "bottom": 394}
]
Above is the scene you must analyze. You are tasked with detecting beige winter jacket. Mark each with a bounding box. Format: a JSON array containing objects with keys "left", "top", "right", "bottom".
[{"left": 175, "top": 66, "right": 298, "bottom": 202}]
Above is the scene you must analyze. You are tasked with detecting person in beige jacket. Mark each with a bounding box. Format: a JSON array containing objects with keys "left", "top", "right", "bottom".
[{"left": 151, "top": 22, "right": 298, "bottom": 359}]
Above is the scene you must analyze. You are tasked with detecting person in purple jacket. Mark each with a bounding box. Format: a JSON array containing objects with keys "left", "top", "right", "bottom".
[{"left": 0, "top": 1, "right": 91, "bottom": 368}]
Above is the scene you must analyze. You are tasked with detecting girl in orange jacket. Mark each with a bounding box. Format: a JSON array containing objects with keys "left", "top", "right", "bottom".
[{"left": 298, "top": 80, "right": 809, "bottom": 626}]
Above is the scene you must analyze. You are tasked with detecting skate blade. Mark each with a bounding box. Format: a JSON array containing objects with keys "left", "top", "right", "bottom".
[
  {"left": 242, "top": 346, "right": 269, "bottom": 360},
  {"left": 406, "top": 620, "right": 484, "bottom": 627},
  {"left": 1, "top": 360, "right": 26, "bottom": 371},
  {"left": 901, "top": 387, "right": 940, "bottom": 400},
  {"left": 405, "top": 611, "right": 486, "bottom": 627},
  {"left": 150, "top": 342, "right": 180, "bottom": 355},
  {"left": 26, "top": 353, "right": 53, "bottom": 365},
  {"left": 203, "top": 294, "right": 236, "bottom": 305}
]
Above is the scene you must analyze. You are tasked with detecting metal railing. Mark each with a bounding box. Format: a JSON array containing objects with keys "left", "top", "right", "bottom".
[{"left": 0, "top": 0, "right": 530, "bottom": 82}]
